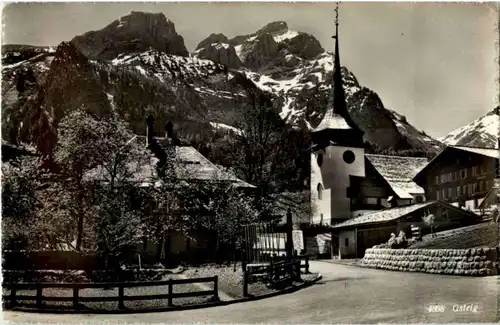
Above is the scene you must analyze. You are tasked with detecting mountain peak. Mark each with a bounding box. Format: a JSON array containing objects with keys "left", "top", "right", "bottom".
[
  {"left": 441, "top": 107, "right": 499, "bottom": 148},
  {"left": 257, "top": 21, "right": 289, "bottom": 35},
  {"left": 71, "top": 11, "right": 188, "bottom": 60}
]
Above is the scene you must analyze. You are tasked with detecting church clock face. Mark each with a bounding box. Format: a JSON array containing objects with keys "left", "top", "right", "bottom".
[
  {"left": 317, "top": 153, "right": 324, "bottom": 167},
  {"left": 343, "top": 150, "right": 355, "bottom": 164}
]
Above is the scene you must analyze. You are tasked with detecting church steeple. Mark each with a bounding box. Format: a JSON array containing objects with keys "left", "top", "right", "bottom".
[{"left": 312, "top": 3, "right": 364, "bottom": 148}]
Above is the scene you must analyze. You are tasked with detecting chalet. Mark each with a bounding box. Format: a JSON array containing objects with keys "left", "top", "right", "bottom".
[
  {"left": 413, "top": 146, "right": 499, "bottom": 210},
  {"left": 84, "top": 117, "right": 255, "bottom": 265},
  {"left": 331, "top": 201, "right": 481, "bottom": 258},
  {"left": 350, "top": 154, "right": 428, "bottom": 214}
]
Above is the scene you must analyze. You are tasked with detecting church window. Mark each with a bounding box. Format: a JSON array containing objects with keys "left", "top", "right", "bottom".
[
  {"left": 317, "top": 153, "right": 323, "bottom": 167},
  {"left": 317, "top": 183, "right": 323, "bottom": 200},
  {"left": 343, "top": 150, "right": 355, "bottom": 164}
]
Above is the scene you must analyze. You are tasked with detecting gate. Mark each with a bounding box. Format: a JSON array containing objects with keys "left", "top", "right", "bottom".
[{"left": 243, "top": 222, "right": 287, "bottom": 264}]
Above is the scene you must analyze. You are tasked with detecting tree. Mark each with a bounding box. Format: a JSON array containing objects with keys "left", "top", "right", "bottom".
[
  {"left": 180, "top": 171, "right": 257, "bottom": 264},
  {"left": 52, "top": 109, "right": 151, "bottom": 251},
  {"left": 2, "top": 156, "right": 46, "bottom": 251},
  {"left": 422, "top": 212, "right": 436, "bottom": 238}
]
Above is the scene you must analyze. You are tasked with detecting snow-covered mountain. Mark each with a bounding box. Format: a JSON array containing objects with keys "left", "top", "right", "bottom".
[
  {"left": 2, "top": 11, "right": 443, "bottom": 157},
  {"left": 441, "top": 107, "right": 499, "bottom": 148}
]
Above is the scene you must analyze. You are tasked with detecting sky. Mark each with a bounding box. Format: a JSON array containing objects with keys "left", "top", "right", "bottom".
[{"left": 2, "top": 2, "right": 498, "bottom": 138}]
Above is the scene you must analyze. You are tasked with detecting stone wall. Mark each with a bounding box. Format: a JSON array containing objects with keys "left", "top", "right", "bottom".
[{"left": 360, "top": 247, "right": 499, "bottom": 276}]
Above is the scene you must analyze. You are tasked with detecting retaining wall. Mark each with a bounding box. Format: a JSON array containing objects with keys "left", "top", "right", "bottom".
[{"left": 360, "top": 247, "right": 499, "bottom": 276}]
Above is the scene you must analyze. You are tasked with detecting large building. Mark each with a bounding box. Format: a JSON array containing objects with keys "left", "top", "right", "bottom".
[
  {"left": 310, "top": 11, "right": 365, "bottom": 226},
  {"left": 413, "top": 145, "right": 499, "bottom": 210}
]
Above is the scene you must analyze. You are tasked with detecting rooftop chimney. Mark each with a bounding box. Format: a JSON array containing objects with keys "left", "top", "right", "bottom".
[
  {"left": 146, "top": 115, "right": 154, "bottom": 146},
  {"left": 165, "top": 121, "right": 174, "bottom": 139}
]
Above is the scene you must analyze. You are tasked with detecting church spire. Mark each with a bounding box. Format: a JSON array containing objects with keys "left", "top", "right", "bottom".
[
  {"left": 331, "top": 3, "right": 348, "bottom": 121},
  {"left": 312, "top": 2, "right": 364, "bottom": 147}
]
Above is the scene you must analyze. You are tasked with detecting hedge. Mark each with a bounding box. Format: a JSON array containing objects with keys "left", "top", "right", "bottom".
[{"left": 359, "top": 247, "right": 499, "bottom": 276}]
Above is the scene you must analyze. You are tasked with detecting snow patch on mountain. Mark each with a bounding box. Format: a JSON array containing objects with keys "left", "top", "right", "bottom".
[
  {"left": 273, "top": 30, "right": 299, "bottom": 43},
  {"left": 441, "top": 108, "right": 499, "bottom": 148}
]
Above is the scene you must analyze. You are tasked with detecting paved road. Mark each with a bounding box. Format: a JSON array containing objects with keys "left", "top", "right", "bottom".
[{"left": 4, "top": 261, "right": 499, "bottom": 324}]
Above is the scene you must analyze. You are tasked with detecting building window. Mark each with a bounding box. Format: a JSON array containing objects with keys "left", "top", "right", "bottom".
[
  {"left": 442, "top": 189, "right": 446, "bottom": 199},
  {"left": 364, "top": 197, "right": 378, "bottom": 205},
  {"left": 468, "top": 183, "right": 473, "bottom": 194},
  {"left": 343, "top": 150, "right": 355, "bottom": 164},
  {"left": 460, "top": 169, "right": 467, "bottom": 179},
  {"left": 436, "top": 190, "right": 440, "bottom": 200},
  {"left": 472, "top": 166, "right": 478, "bottom": 176},
  {"left": 480, "top": 164, "right": 487, "bottom": 174},
  {"left": 345, "top": 238, "right": 349, "bottom": 247},
  {"left": 448, "top": 188, "right": 453, "bottom": 198},
  {"left": 435, "top": 176, "right": 440, "bottom": 185},
  {"left": 463, "top": 185, "right": 468, "bottom": 195},
  {"left": 479, "top": 180, "right": 484, "bottom": 192},
  {"left": 457, "top": 186, "right": 461, "bottom": 196},
  {"left": 317, "top": 183, "right": 323, "bottom": 200},
  {"left": 317, "top": 153, "right": 323, "bottom": 167}
]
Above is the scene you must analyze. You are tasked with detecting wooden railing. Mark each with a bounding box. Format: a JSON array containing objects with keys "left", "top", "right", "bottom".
[
  {"left": 2, "top": 276, "right": 218, "bottom": 310},
  {"left": 243, "top": 259, "right": 301, "bottom": 297}
]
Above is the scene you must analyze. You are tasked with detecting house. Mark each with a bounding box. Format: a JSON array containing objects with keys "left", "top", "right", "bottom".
[
  {"left": 331, "top": 201, "right": 481, "bottom": 258},
  {"left": 85, "top": 117, "right": 255, "bottom": 265},
  {"left": 413, "top": 146, "right": 499, "bottom": 210},
  {"left": 350, "top": 155, "right": 429, "bottom": 214}
]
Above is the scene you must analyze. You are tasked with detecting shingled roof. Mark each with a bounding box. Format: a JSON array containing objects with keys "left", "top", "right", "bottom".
[
  {"left": 365, "top": 154, "right": 429, "bottom": 199},
  {"left": 450, "top": 146, "right": 499, "bottom": 159},
  {"left": 84, "top": 135, "right": 254, "bottom": 188},
  {"left": 331, "top": 201, "right": 478, "bottom": 229}
]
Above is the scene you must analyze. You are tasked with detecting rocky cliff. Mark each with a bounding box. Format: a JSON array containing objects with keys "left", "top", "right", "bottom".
[{"left": 2, "top": 13, "right": 444, "bottom": 158}]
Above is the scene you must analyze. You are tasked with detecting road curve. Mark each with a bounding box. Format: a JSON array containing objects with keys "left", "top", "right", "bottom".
[{"left": 4, "top": 261, "right": 499, "bottom": 324}]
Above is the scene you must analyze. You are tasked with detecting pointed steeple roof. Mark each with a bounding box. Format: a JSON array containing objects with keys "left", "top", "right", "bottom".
[{"left": 313, "top": 4, "right": 363, "bottom": 136}]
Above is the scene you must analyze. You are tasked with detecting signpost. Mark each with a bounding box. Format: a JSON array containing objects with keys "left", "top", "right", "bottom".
[{"left": 292, "top": 230, "right": 304, "bottom": 254}]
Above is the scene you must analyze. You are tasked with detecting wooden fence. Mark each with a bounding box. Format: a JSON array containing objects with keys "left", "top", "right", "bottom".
[
  {"left": 243, "top": 259, "right": 301, "bottom": 297},
  {"left": 2, "top": 276, "right": 218, "bottom": 310}
]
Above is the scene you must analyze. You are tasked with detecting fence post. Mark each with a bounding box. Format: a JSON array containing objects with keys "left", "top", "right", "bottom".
[
  {"left": 36, "top": 284, "right": 43, "bottom": 308},
  {"left": 72, "top": 287, "right": 79, "bottom": 309},
  {"left": 10, "top": 286, "right": 17, "bottom": 308},
  {"left": 305, "top": 255, "right": 310, "bottom": 274},
  {"left": 118, "top": 285, "right": 125, "bottom": 309},
  {"left": 168, "top": 279, "right": 173, "bottom": 307},
  {"left": 243, "top": 271, "right": 249, "bottom": 297},
  {"left": 495, "top": 246, "right": 500, "bottom": 275},
  {"left": 286, "top": 209, "right": 293, "bottom": 260},
  {"left": 213, "top": 276, "right": 219, "bottom": 301}
]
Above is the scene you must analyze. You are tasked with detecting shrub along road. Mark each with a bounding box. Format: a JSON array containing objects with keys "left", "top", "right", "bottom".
[{"left": 4, "top": 260, "right": 499, "bottom": 323}]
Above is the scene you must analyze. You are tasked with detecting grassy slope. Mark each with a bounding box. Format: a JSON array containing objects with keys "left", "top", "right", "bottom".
[{"left": 409, "top": 223, "right": 499, "bottom": 249}]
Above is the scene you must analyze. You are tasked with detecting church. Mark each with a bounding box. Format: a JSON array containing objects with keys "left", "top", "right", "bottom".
[
  {"left": 310, "top": 6, "right": 365, "bottom": 227},
  {"left": 309, "top": 6, "right": 484, "bottom": 259}
]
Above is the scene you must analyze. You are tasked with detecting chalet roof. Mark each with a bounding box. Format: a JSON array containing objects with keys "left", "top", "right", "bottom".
[
  {"left": 450, "top": 146, "right": 499, "bottom": 159},
  {"left": 414, "top": 145, "right": 499, "bottom": 181},
  {"left": 365, "top": 154, "right": 428, "bottom": 199},
  {"left": 84, "top": 135, "right": 254, "bottom": 188},
  {"left": 331, "top": 201, "right": 477, "bottom": 229}
]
